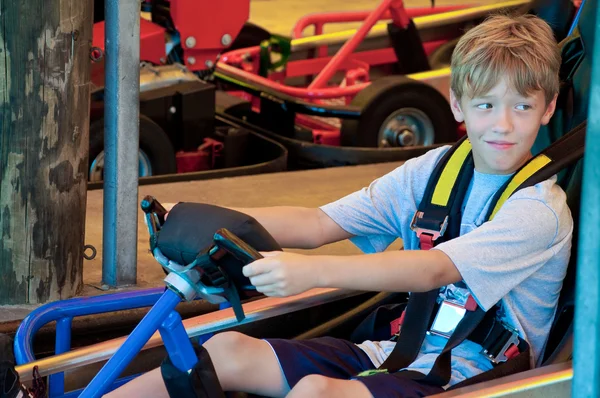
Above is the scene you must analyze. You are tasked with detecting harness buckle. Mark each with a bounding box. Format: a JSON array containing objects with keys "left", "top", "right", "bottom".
[
  {"left": 410, "top": 211, "right": 449, "bottom": 241},
  {"left": 481, "top": 324, "right": 521, "bottom": 364}
]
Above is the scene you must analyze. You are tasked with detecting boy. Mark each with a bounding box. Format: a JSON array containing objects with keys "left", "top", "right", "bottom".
[{"left": 109, "top": 13, "right": 572, "bottom": 398}]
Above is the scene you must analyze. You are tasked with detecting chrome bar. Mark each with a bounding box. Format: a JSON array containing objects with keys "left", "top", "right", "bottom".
[
  {"left": 102, "top": 0, "right": 140, "bottom": 286},
  {"left": 290, "top": 0, "right": 532, "bottom": 52},
  {"left": 16, "top": 288, "right": 361, "bottom": 382}
]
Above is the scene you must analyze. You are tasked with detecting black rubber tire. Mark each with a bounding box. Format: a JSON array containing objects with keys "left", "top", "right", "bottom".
[
  {"left": 428, "top": 38, "right": 459, "bottom": 70},
  {"left": 88, "top": 115, "right": 177, "bottom": 180},
  {"left": 229, "top": 22, "right": 272, "bottom": 51},
  {"left": 340, "top": 76, "right": 456, "bottom": 148}
]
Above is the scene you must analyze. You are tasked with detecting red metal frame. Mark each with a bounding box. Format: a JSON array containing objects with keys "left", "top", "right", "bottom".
[
  {"left": 92, "top": 18, "right": 166, "bottom": 65},
  {"left": 286, "top": 40, "right": 447, "bottom": 78},
  {"left": 291, "top": 5, "right": 471, "bottom": 39},
  {"left": 308, "top": 0, "right": 406, "bottom": 89},
  {"left": 216, "top": 0, "right": 468, "bottom": 142},
  {"left": 170, "top": 0, "right": 249, "bottom": 70},
  {"left": 218, "top": 0, "right": 462, "bottom": 99},
  {"left": 91, "top": 18, "right": 166, "bottom": 88},
  {"left": 91, "top": 0, "right": 467, "bottom": 147}
]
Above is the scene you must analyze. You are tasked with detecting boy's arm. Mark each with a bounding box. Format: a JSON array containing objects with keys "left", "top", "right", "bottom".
[
  {"left": 230, "top": 206, "right": 353, "bottom": 249},
  {"left": 243, "top": 249, "right": 461, "bottom": 296},
  {"left": 162, "top": 203, "right": 352, "bottom": 249},
  {"left": 317, "top": 250, "right": 461, "bottom": 292}
]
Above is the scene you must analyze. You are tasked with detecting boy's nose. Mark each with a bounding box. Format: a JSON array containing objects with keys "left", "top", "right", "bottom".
[{"left": 492, "top": 110, "right": 514, "bottom": 134}]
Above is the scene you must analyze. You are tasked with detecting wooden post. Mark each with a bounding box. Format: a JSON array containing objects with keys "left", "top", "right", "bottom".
[{"left": 0, "top": 0, "right": 92, "bottom": 304}]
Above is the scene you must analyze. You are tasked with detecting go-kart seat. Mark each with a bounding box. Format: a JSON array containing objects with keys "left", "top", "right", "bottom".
[
  {"left": 534, "top": 0, "right": 593, "bottom": 366},
  {"left": 528, "top": 0, "right": 578, "bottom": 43}
]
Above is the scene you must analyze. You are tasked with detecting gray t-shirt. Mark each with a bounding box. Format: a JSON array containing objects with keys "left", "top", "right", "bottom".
[{"left": 320, "top": 145, "right": 573, "bottom": 387}]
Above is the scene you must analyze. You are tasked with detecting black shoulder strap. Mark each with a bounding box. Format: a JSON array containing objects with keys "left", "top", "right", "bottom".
[
  {"left": 411, "top": 136, "right": 474, "bottom": 249},
  {"left": 485, "top": 119, "right": 586, "bottom": 221},
  {"left": 380, "top": 138, "right": 475, "bottom": 372}
]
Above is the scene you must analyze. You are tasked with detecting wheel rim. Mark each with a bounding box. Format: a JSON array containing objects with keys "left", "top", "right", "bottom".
[
  {"left": 378, "top": 108, "right": 435, "bottom": 148},
  {"left": 89, "top": 150, "right": 153, "bottom": 182}
]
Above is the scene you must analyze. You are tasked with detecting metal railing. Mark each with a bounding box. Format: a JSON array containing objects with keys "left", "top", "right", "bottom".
[
  {"left": 15, "top": 288, "right": 359, "bottom": 383},
  {"left": 101, "top": 0, "right": 140, "bottom": 287}
]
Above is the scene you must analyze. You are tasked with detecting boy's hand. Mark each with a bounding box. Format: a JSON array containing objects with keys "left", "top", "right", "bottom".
[
  {"left": 162, "top": 203, "right": 177, "bottom": 220},
  {"left": 242, "top": 251, "right": 318, "bottom": 297}
]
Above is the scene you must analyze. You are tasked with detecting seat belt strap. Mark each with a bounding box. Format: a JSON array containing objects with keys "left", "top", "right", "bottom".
[
  {"left": 380, "top": 137, "right": 475, "bottom": 374},
  {"left": 486, "top": 119, "right": 586, "bottom": 220},
  {"left": 379, "top": 290, "right": 439, "bottom": 372},
  {"left": 377, "top": 120, "right": 586, "bottom": 386}
]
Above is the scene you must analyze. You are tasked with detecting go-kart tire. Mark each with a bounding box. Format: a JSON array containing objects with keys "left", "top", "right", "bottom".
[
  {"left": 428, "top": 38, "right": 459, "bottom": 70},
  {"left": 88, "top": 115, "right": 177, "bottom": 182},
  {"left": 229, "top": 22, "right": 271, "bottom": 51},
  {"left": 340, "top": 76, "right": 456, "bottom": 148}
]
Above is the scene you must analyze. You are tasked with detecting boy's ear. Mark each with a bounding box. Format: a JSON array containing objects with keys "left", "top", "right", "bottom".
[
  {"left": 541, "top": 93, "right": 559, "bottom": 126},
  {"left": 449, "top": 89, "right": 465, "bottom": 123}
]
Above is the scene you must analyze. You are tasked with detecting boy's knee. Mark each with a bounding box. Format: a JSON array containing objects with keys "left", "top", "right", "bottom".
[
  {"left": 291, "top": 375, "right": 334, "bottom": 398},
  {"left": 203, "top": 332, "right": 252, "bottom": 373},
  {"left": 205, "top": 331, "right": 247, "bottom": 351}
]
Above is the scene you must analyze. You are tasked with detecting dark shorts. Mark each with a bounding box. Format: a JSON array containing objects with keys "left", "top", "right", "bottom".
[{"left": 265, "top": 337, "right": 444, "bottom": 398}]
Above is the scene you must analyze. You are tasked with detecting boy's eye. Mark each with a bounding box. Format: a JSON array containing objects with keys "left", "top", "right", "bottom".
[
  {"left": 476, "top": 103, "right": 493, "bottom": 110},
  {"left": 516, "top": 104, "right": 532, "bottom": 111}
]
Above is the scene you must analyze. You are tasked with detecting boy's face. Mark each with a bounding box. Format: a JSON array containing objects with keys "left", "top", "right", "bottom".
[{"left": 449, "top": 78, "right": 557, "bottom": 175}]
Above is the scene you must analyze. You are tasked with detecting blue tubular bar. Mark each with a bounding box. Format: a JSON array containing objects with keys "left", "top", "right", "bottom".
[
  {"left": 80, "top": 289, "right": 183, "bottom": 398},
  {"left": 568, "top": 0, "right": 585, "bottom": 37},
  {"left": 14, "top": 288, "right": 165, "bottom": 365},
  {"left": 102, "top": 0, "right": 141, "bottom": 287},
  {"left": 48, "top": 317, "right": 73, "bottom": 396},
  {"left": 159, "top": 311, "right": 199, "bottom": 372},
  {"left": 573, "top": 2, "right": 600, "bottom": 397}
]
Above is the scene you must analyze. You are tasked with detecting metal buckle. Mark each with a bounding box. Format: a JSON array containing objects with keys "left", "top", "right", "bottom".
[
  {"left": 410, "top": 211, "right": 449, "bottom": 241},
  {"left": 428, "top": 300, "right": 467, "bottom": 338},
  {"left": 481, "top": 324, "right": 520, "bottom": 364}
]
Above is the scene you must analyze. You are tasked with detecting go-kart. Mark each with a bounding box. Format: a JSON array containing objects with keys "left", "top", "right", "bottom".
[
  {"left": 214, "top": 0, "right": 579, "bottom": 156},
  {"left": 5, "top": 0, "right": 590, "bottom": 396},
  {"left": 88, "top": 0, "right": 579, "bottom": 179}
]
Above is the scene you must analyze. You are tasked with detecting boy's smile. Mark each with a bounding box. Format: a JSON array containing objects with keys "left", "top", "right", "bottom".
[{"left": 450, "top": 78, "right": 557, "bottom": 175}]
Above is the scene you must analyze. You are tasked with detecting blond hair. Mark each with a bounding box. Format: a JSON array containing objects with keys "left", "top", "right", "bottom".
[{"left": 450, "top": 14, "right": 561, "bottom": 105}]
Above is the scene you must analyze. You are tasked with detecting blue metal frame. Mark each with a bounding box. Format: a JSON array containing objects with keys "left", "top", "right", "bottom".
[
  {"left": 80, "top": 289, "right": 195, "bottom": 398},
  {"left": 14, "top": 288, "right": 165, "bottom": 397},
  {"left": 14, "top": 287, "right": 231, "bottom": 397},
  {"left": 567, "top": 0, "right": 585, "bottom": 37},
  {"left": 48, "top": 317, "right": 73, "bottom": 397},
  {"left": 14, "top": 288, "right": 166, "bottom": 365}
]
